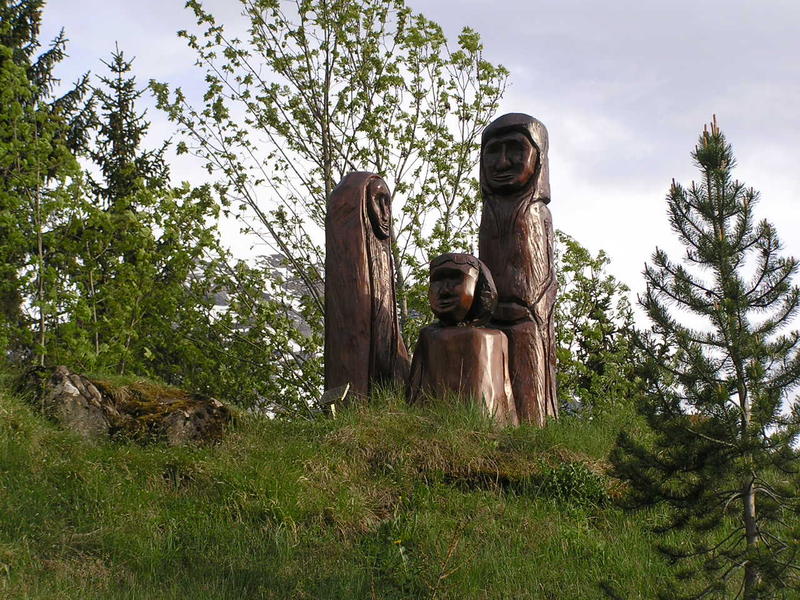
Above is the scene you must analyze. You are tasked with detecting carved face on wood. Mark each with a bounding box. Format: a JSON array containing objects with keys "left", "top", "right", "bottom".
[
  {"left": 428, "top": 253, "right": 498, "bottom": 327},
  {"left": 482, "top": 131, "right": 539, "bottom": 193},
  {"left": 366, "top": 177, "right": 391, "bottom": 240},
  {"left": 324, "top": 171, "right": 410, "bottom": 397},
  {"left": 429, "top": 260, "right": 479, "bottom": 325},
  {"left": 479, "top": 113, "right": 550, "bottom": 205}
]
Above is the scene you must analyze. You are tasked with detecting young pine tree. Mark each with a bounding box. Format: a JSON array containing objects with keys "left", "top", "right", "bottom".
[
  {"left": 65, "top": 47, "right": 168, "bottom": 371},
  {"left": 87, "top": 45, "right": 168, "bottom": 210},
  {"left": 611, "top": 118, "right": 800, "bottom": 599}
]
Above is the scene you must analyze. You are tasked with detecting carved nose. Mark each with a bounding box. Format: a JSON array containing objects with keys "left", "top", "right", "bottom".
[{"left": 496, "top": 150, "right": 511, "bottom": 170}]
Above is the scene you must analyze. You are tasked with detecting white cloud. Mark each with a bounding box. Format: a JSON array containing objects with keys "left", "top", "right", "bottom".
[{"left": 38, "top": 0, "right": 800, "bottom": 305}]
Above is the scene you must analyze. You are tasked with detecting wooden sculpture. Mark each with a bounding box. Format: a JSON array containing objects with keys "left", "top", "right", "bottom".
[
  {"left": 324, "top": 172, "right": 410, "bottom": 399},
  {"left": 478, "top": 113, "right": 557, "bottom": 426},
  {"left": 407, "top": 253, "right": 518, "bottom": 427}
]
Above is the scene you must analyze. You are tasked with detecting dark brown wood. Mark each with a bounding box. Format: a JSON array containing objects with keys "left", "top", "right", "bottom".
[
  {"left": 478, "top": 113, "right": 557, "bottom": 426},
  {"left": 324, "top": 172, "right": 410, "bottom": 399},
  {"left": 407, "top": 254, "right": 518, "bottom": 427}
]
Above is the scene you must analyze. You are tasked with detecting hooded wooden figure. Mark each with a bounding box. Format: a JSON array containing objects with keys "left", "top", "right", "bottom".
[
  {"left": 478, "top": 113, "right": 557, "bottom": 426},
  {"left": 407, "top": 253, "right": 518, "bottom": 427},
  {"left": 324, "top": 172, "right": 410, "bottom": 399}
]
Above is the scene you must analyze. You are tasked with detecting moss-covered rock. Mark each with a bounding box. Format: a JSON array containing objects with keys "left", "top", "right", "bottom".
[{"left": 31, "top": 366, "right": 231, "bottom": 445}]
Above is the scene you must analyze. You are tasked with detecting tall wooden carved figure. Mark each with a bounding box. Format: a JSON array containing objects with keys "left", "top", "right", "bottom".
[
  {"left": 478, "top": 113, "right": 557, "bottom": 426},
  {"left": 325, "top": 172, "right": 410, "bottom": 400}
]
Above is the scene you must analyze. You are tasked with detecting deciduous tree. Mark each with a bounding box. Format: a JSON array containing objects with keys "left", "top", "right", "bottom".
[
  {"left": 0, "top": 0, "right": 89, "bottom": 362},
  {"left": 555, "top": 231, "right": 639, "bottom": 412},
  {"left": 151, "top": 0, "right": 508, "bottom": 399}
]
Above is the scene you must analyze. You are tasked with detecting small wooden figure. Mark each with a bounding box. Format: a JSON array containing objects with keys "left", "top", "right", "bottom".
[{"left": 407, "top": 253, "right": 518, "bottom": 427}]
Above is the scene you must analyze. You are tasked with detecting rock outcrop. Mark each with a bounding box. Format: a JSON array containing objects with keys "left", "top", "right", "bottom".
[{"left": 30, "top": 366, "right": 231, "bottom": 445}]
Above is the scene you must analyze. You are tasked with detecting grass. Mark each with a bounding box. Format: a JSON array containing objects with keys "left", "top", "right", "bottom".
[{"left": 1, "top": 376, "right": 684, "bottom": 599}]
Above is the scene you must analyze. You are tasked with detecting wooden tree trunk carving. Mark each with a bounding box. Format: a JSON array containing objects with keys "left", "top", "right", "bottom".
[
  {"left": 478, "top": 113, "right": 557, "bottom": 426},
  {"left": 324, "top": 172, "right": 410, "bottom": 400}
]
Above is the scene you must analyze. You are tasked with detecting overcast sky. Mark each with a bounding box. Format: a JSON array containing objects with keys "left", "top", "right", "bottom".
[{"left": 42, "top": 0, "right": 800, "bottom": 306}]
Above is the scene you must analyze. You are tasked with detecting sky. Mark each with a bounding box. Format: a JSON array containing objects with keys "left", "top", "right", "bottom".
[{"left": 41, "top": 0, "right": 800, "bottom": 309}]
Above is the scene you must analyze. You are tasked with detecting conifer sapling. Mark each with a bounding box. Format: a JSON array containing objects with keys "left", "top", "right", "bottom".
[{"left": 611, "top": 117, "right": 800, "bottom": 599}]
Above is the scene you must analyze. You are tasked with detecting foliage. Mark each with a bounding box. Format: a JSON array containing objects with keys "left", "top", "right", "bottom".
[
  {"left": 556, "top": 231, "right": 640, "bottom": 412},
  {"left": 0, "top": 0, "right": 90, "bottom": 363},
  {"left": 0, "top": 26, "right": 244, "bottom": 408},
  {"left": 181, "top": 255, "right": 324, "bottom": 412},
  {"left": 534, "top": 461, "right": 609, "bottom": 506},
  {"left": 610, "top": 119, "right": 800, "bottom": 599},
  {"left": 151, "top": 0, "right": 509, "bottom": 399},
  {"left": 51, "top": 48, "right": 223, "bottom": 381}
]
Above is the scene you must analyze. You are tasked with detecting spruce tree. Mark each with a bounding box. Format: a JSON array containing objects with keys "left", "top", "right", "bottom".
[
  {"left": 69, "top": 47, "right": 165, "bottom": 369},
  {"left": 88, "top": 46, "right": 168, "bottom": 210},
  {"left": 611, "top": 118, "right": 800, "bottom": 598},
  {"left": 62, "top": 47, "right": 220, "bottom": 377}
]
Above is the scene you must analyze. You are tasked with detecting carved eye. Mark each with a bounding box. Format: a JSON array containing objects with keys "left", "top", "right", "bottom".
[
  {"left": 483, "top": 141, "right": 503, "bottom": 157},
  {"left": 366, "top": 178, "right": 391, "bottom": 240},
  {"left": 506, "top": 139, "right": 524, "bottom": 155}
]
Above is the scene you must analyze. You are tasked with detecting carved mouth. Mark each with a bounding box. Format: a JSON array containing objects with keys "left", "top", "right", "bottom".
[{"left": 435, "top": 297, "right": 458, "bottom": 309}]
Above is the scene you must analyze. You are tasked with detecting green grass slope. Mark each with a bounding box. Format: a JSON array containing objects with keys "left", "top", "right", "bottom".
[{"left": 1, "top": 378, "right": 678, "bottom": 599}]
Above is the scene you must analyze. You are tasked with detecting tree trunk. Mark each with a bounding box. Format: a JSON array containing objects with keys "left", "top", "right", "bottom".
[
  {"left": 34, "top": 185, "right": 46, "bottom": 367},
  {"left": 739, "top": 369, "right": 759, "bottom": 598},
  {"left": 743, "top": 476, "right": 759, "bottom": 598},
  {"left": 391, "top": 236, "right": 408, "bottom": 336}
]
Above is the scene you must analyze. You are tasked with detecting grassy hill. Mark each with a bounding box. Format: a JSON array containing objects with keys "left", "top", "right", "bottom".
[{"left": 1, "top": 373, "right": 680, "bottom": 599}]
